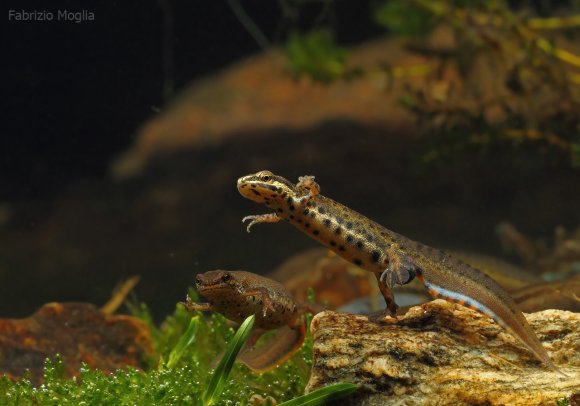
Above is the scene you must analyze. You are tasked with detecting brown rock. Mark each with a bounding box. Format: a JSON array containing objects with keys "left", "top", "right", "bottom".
[
  {"left": 269, "top": 248, "right": 377, "bottom": 309},
  {"left": 307, "top": 300, "right": 580, "bottom": 405},
  {"left": 0, "top": 302, "right": 153, "bottom": 384}
]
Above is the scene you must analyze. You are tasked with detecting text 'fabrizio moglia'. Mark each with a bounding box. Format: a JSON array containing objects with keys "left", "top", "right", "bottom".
[{"left": 8, "top": 10, "right": 95, "bottom": 23}]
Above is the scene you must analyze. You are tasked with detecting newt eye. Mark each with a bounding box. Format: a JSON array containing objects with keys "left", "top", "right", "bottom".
[
  {"left": 260, "top": 174, "right": 271, "bottom": 182},
  {"left": 221, "top": 273, "right": 232, "bottom": 282},
  {"left": 195, "top": 276, "right": 202, "bottom": 286}
]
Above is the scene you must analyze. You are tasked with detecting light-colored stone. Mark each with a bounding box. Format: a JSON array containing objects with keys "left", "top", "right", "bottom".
[{"left": 307, "top": 300, "right": 580, "bottom": 405}]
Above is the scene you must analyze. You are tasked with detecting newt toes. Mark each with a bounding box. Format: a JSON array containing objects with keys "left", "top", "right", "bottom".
[
  {"left": 237, "top": 170, "right": 566, "bottom": 375},
  {"left": 184, "top": 270, "right": 308, "bottom": 372}
]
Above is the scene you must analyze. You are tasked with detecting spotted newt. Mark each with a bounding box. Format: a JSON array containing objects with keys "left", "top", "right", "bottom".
[
  {"left": 184, "top": 270, "right": 308, "bottom": 372},
  {"left": 237, "top": 170, "right": 564, "bottom": 374}
]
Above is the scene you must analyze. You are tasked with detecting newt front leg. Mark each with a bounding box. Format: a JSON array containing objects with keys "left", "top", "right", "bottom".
[
  {"left": 183, "top": 295, "right": 213, "bottom": 312},
  {"left": 242, "top": 213, "right": 281, "bottom": 233}
]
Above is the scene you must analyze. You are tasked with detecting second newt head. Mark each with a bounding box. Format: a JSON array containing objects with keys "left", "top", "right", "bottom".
[{"left": 194, "top": 270, "right": 238, "bottom": 296}]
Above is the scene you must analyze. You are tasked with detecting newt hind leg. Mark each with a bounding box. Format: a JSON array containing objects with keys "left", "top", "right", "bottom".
[
  {"left": 368, "top": 272, "right": 399, "bottom": 322},
  {"left": 379, "top": 254, "right": 417, "bottom": 288}
]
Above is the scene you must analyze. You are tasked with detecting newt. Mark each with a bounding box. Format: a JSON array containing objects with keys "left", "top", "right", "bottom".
[
  {"left": 184, "top": 270, "right": 309, "bottom": 372},
  {"left": 237, "top": 170, "right": 564, "bottom": 374}
]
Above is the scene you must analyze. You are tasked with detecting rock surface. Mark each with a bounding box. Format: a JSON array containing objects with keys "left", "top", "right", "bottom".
[{"left": 307, "top": 300, "right": 580, "bottom": 405}]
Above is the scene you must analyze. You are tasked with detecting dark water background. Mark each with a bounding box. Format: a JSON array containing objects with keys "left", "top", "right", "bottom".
[{"left": 2, "top": 1, "right": 579, "bottom": 320}]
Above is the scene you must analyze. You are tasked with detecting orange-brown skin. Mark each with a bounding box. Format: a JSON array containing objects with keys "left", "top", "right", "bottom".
[
  {"left": 237, "top": 170, "right": 565, "bottom": 374},
  {"left": 184, "top": 270, "right": 307, "bottom": 372}
]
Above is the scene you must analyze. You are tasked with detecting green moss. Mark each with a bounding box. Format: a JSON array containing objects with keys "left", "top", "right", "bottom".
[{"left": 0, "top": 298, "right": 314, "bottom": 405}]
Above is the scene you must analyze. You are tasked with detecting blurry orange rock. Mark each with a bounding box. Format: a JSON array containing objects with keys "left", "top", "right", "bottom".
[
  {"left": 0, "top": 302, "right": 153, "bottom": 384},
  {"left": 111, "top": 38, "right": 423, "bottom": 179},
  {"left": 268, "top": 248, "right": 374, "bottom": 309}
]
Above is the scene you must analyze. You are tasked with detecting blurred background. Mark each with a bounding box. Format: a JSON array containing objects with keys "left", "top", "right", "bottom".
[{"left": 3, "top": 0, "right": 580, "bottom": 320}]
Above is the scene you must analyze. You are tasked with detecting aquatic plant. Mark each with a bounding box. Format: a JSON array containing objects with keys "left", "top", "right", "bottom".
[
  {"left": 286, "top": 30, "right": 348, "bottom": 82},
  {"left": 283, "top": 0, "right": 580, "bottom": 168}
]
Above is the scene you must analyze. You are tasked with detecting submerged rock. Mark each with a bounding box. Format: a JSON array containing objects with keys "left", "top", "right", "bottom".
[
  {"left": 307, "top": 300, "right": 579, "bottom": 405},
  {"left": 0, "top": 302, "right": 153, "bottom": 384}
]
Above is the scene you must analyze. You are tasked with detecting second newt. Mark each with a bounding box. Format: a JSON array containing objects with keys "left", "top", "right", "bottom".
[
  {"left": 184, "top": 269, "right": 308, "bottom": 371},
  {"left": 237, "top": 170, "right": 563, "bottom": 374}
]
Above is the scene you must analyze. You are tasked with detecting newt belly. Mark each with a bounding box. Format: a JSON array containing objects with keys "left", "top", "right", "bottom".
[{"left": 237, "top": 170, "right": 565, "bottom": 375}]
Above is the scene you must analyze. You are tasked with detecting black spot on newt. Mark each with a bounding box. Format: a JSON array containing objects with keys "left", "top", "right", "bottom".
[
  {"left": 354, "top": 259, "right": 363, "bottom": 266},
  {"left": 323, "top": 219, "right": 331, "bottom": 227},
  {"left": 371, "top": 251, "right": 380, "bottom": 263},
  {"left": 335, "top": 227, "right": 341, "bottom": 235}
]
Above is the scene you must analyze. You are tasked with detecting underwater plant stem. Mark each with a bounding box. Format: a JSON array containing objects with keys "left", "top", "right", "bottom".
[
  {"left": 502, "top": 129, "right": 570, "bottom": 150},
  {"left": 533, "top": 36, "right": 580, "bottom": 69},
  {"left": 164, "top": 316, "right": 200, "bottom": 370},
  {"left": 278, "top": 383, "right": 357, "bottom": 406},
  {"left": 228, "top": 0, "right": 271, "bottom": 50},
  {"left": 100, "top": 276, "right": 140, "bottom": 315},
  {"left": 528, "top": 15, "right": 580, "bottom": 30}
]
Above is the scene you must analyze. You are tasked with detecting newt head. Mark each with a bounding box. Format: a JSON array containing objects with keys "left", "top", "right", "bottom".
[
  {"left": 237, "top": 170, "right": 296, "bottom": 206},
  {"left": 194, "top": 270, "right": 240, "bottom": 298}
]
